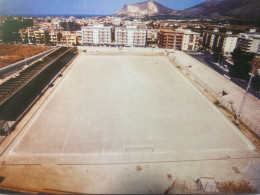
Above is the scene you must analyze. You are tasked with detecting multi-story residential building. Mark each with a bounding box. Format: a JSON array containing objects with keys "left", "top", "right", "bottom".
[
  {"left": 59, "top": 21, "right": 78, "bottom": 31},
  {"left": 147, "top": 29, "right": 158, "bottom": 41},
  {"left": 181, "top": 29, "right": 200, "bottom": 51},
  {"left": 34, "top": 29, "right": 46, "bottom": 45},
  {"left": 19, "top": 26, "right": 38, "bottom": 44},
  {"left": 157, "top": 28, "right": 200, "bottom": 51},
  {"left": 49, "top": 31, "right": 77, "bottom": 46},
  {"left": 115, "top": 25, "right": 147, "bottom": 47},
  {"left": 236, "top": 29, "right": 260, "bottom": 58},
  {"left": 62, "top": 31, "right": 77, "bottom": 46},
  {"left": 49, "top": 31, "right": 59, "bottom": 45},
  {"left": 202, "top": 29, "right": 238, "bottom": 56},
  {"left": 81, "top": 24, "right": 113, "bottom": 45},
  {"left": 19, "top": 26, "right": 49, "bottom": 45},
  {"left": 158, "top": 29, "right": 184, "bottom": 50}
]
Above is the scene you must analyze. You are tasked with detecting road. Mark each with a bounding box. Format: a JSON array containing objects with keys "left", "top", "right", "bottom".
[
  {"left": 189, "top": 51, "right": 260, "bottom": 99},
  {"left": 0, "top": 48, "right": 55, "bottom": 79}
]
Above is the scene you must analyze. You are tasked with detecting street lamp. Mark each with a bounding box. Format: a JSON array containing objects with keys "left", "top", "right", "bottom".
[{"left": 236, "top": 62, "right": 257, "bottom": 121}]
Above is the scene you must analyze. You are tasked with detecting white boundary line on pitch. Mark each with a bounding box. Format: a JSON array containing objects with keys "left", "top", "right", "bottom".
[{"left": 9, "top": 148, "right": 246, "bottom": 156}]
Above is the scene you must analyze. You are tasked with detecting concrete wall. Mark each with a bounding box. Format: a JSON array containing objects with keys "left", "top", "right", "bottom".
[{"left": 0, "top": 48, "right": 56, "bottom": 79}]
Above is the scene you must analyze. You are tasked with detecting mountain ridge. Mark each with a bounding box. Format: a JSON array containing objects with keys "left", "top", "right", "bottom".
[
  {"left": 175, "top": 0, "right": 260, "bottom": 18},
  {"left": 114, "top": 0, "right": 260, "bottom": 18},
  {"left": 114, "top": 0, "right": 174, "bottom": 17}
]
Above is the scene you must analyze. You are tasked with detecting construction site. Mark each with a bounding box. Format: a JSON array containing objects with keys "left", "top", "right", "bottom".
[{"left": 0, "top": 46, "right": 259, "bottom": 194}]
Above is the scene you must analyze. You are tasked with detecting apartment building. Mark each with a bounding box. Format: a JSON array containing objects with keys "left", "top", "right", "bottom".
[
  {"left": 157, "top": 28, "right": 200, "bottom": 51},
  {"left": 19, "top": 27, "right": 49, "bottom": 45},
  {"left": 157, "top": 29, "right": 184, "bottom": 50},
  {"left": 19, "top": 27, "right": 38, "bottom": 43},
  {"left": 147, "top": 29, "right": 158, "bottom": 41},
  {"left": 236, "top": 29, "right": 260, "bottom": 58},
  {"left": 49, "top": 31, "right": 58, "bottom": 45},
  {"left": 34, "top": 29, "right": 46, "bottom": 45},
  {"left": 81, "top": 24, "right": 113, "bottom": 45},
  {"left": 202, "top": 29, "right": 238, "bottom": 56},
  {"left": 182, "top": 29, "right": 200, "bottom": 51},
  {"left": 61, "top": 31, "right": 77, "bottom": 46},
  {"left": 115, "top": 25, "right": 147, "bottom": 47}
]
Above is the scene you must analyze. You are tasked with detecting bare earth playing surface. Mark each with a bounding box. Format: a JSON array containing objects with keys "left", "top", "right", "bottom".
[{"left": 0, "top": 53, "right": 260, "bottom": 193}]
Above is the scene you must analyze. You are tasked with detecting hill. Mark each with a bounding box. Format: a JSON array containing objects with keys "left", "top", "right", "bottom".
[
  {"left": 178, "top": 0, "right": 260, "bottom": 18},
  {"left": 114, "top": 0, "right": 174, "bottom": 18}
]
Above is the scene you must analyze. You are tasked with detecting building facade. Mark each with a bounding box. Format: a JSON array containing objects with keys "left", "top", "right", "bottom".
[
  {"left": 202, "top": 29, "right": 238, "bottom": 56},
  {"left": 115, "top": 25, "right": 147, "bottom": 47},
  {"left": 236, "top": 30, "right": 260, "bottom": 58},
  {"left": 157, "top": 29, "right": 184, "bottom": 50},
  {"left": 81, "top": 24, "right": 113, "bottom": 45},
  {"left": 157, "top": 28, "right": 200, "bottom": 51},
  {"left": 181, "top": 29, "right": 200, "bottom": 51}
]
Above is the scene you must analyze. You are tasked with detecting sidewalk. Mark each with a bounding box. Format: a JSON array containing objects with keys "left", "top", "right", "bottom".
[{"left": 169, "top": 51, "right": 260, "bottom": 137}]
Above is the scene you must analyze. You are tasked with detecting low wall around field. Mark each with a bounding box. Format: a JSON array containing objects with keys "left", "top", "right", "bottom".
[{"left": 168, "top": 51, "right": 260, "bottom": 138}]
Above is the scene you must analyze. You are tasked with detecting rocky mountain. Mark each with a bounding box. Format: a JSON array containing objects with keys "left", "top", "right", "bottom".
[
  {"left": 114, "top": 0, "right": 174, "bottom": 17},
  {"left": 178, "top": 0, "right": 260, "bottom": 18}
]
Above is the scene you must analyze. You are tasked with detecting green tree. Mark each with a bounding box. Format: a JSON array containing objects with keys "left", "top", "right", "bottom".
[
  {"left": 23, "top": 33, "right": 29, "bottom": 44},
  {"left": 44, "top": 31, "right": 50, "bottom": 45},
  {"left": 57, "top": 32, "right": 62, "bottom": 44},
  {"left": 230, "top": 48, "right": 255, "bottom": 80},
  {"left": 29, "top": 36, "right": 36, "bottom": 44},
  {"left": 2, "top": 18, "right": 33, "bottom": 43},
  {"left": 252, "top": 79, "right": 260, "bottom": 92},
  {"left": 213, "top": 47, "right": 224, "bottom": 63}
]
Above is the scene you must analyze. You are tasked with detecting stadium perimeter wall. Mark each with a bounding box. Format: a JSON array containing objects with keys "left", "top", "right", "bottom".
[{"left": 169, "top": 51, "right": 260, "bottom": 138}]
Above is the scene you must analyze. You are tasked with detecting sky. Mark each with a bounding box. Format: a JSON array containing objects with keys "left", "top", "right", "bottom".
[{"left": 0, "top": 0, "right": 205, "bottom": 16}]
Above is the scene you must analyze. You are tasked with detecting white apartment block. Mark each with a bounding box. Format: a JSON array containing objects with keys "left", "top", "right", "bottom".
[
  {"left": 49, "top": 30, "right": 77, "bottom": 46},
  {"left": 237, "top": 30, "right": 260, "bottom": 58},
  {"left": 81, "top": 24, "right": 112, "bottom": 45},
  {"left": 202, "top": 29, "right": 238, "bottom": 56},
  {"left": 222, "top": 32, "right": 238, "bottom": 56},
  {"left": 61, "top": 31, "right": 77, "bottom": 46},
  {"left": 181, "top": 29, "right": 200, "bottom": 51},
  {"left": 115, "top": 25, "right": 147, "bottom": 47}
]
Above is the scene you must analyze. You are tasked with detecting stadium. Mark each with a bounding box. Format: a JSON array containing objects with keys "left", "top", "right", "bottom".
[{"left": 0, "top": 47, "right": 259, "bottom": 194}]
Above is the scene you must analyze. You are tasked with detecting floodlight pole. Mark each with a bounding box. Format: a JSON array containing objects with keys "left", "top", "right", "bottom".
[{"left": 236, "top": 63, "right": 256, "bottom": 121}]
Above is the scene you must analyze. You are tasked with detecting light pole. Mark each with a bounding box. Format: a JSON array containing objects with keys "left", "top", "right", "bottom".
[{"left": 236, "top": 62, "right": 257, "bottom": 121}]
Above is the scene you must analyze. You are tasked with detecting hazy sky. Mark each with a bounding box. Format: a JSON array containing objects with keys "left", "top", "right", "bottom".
[{"left": 0, "top": 0, "right": 205, "bottom": 16}]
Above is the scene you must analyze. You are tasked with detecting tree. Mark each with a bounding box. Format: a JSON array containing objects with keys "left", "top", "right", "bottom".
[
  {"left": 251, "top": 78, "right": 260, "bottom": 92},
  {"left": 57, "top": 32, "right": 62, "bottom": 44},
  {"left": 23, "top": 33, "right": 29, "bottom": 44},
  {"left": 213, "top": 47, "right": 224, "bottom": 63},
  {"left": 2, "top": 18, "right": 33, "bottom": 43},
  {"left": 44, "top": 31, "right": 50, "bottom": 45},
  {"left": 230, "top": 48, "right": 255, "bottom": 80},
  {"left": 29, "top": 36, "right": 36, "bottom": 44}
]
